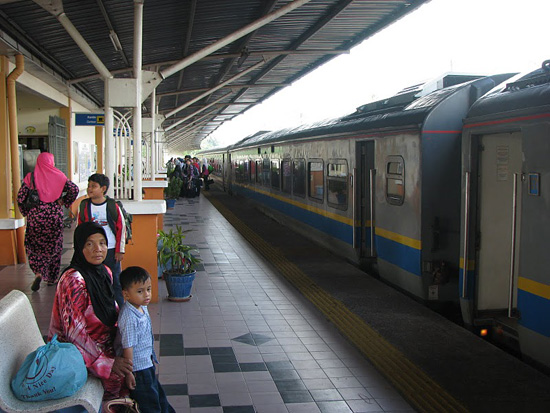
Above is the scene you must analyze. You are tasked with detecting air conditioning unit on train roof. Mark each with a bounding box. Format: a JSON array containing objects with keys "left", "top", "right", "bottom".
[{"left": 350, "top": 73, "right": 485, "bottom": 117}]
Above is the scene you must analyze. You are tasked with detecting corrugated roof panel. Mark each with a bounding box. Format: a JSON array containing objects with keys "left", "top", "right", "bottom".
[{"left": 0, "top": 0, "right": 429, "bottom": 152}]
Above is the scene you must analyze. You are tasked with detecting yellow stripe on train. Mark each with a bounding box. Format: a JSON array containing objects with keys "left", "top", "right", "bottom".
[
  {"left": 374, "top": 227, "right": 421, "bottom": 250},
  {"left": 518, "top": 277, "right": 550, "bottom": 300}
]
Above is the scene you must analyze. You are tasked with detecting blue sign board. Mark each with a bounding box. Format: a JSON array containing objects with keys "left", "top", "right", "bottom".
[{"left": 75, "top": 113, "right": 105, "bottom": 126}]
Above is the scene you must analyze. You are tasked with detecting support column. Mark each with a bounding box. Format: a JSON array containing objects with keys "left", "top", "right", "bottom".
[
  {"left": 133, "top": 0, "right": 144, "bottom": 202},
  {"left": 150, "top": 88, "right": 156, "bottom": 180},
  {"left": 8, "top": 55, "right": 25, "bottom": 264},
  {"left": 0, "top": 56, "right": 10, "bottom": 218},
  {"left": 0, "top": 55, "right": 23, "bottom": 265},
  {"left": 60, "top": 104, "right": 72, "bottom": 177},
  {"left": 104, "top": 87, "right": 115, "bottom": 198},
  {"left": 95, "top": 126, "right": 103, "bottom": 173},
  {"left": 121, "top": 200, "right": 166, "bottom": 303}
]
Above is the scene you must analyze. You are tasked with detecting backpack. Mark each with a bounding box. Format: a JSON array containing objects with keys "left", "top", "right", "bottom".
[
  {"left": 79, "top": 197, "right": 133, "bottom": 244},
  {"left": 112, "top": 199, "right": 133, "bottom": 244}
]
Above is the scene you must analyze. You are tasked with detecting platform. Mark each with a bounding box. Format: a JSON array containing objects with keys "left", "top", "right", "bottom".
[
  {"left": 0, "top": 194, "right": 414, "bottom": 413},
  {"left": 3, "top": 187, "right": 550, "bottom": 412}
]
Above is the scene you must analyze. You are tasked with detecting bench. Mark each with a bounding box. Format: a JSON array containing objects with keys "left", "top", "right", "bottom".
[{"left": 0, "top": 290, "right": 104, "bottom": 413}]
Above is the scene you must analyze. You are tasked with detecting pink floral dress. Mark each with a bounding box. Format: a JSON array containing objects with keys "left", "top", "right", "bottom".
[{"left": 17, "top": 180, "right": 79, "bottom": 283}]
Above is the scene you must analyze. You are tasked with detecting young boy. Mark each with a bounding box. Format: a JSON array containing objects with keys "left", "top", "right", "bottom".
[
  {"left": 78, "top": 173, "right": 126, "bottom": 306},
  {"left": 118, "top": 267, "right": 175, "bottom": 413}
]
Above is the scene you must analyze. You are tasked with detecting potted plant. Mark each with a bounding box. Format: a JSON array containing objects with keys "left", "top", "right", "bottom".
[
  {"left": 164, "top": 176, "right": 183, "bottom": 208},
  {"left": 157, "top": 225, "right": 201, "bottom": 301}
]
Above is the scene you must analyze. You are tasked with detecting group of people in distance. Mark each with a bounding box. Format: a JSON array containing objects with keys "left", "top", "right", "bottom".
[
  {"left": 168, "top": 154, "right": 211, "bottom": 198},
  {"left": 16, "top": 152, "right": 174, "bottom": 412}
]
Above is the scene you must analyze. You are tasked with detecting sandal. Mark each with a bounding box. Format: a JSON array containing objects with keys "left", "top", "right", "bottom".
[{"left": 31, "top": 276, "right": 41, "bottom": 292}]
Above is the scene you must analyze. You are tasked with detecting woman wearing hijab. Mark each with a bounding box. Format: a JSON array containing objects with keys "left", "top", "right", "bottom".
[
  {"left": 17, "top": 152, "right": 79, "bottom": 291},
  {"left": 49, "top": 222, "right": 133, "bottom": 402}
]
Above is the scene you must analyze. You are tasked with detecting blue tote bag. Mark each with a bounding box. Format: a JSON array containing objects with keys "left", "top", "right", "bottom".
[{"left": 11, "top": 334, "right": 88, "bottom": 401}]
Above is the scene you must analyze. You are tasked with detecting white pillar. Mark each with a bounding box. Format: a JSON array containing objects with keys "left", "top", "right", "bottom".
[
  {"left": 104, "top": 83, "right": 115, "bottom": 197},
  {"left": 151, "top": 87, "right": 156, "bottom": 180},
  {"left": 133, "top": 0, "right": 144, "bottom": 201}
]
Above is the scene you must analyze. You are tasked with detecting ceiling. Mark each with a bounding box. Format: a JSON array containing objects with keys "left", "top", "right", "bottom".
[{"left": 0, "top": 0, "right": 429, "bottom": 153}]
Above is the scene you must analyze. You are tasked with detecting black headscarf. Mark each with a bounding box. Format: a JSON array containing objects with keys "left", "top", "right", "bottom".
[{"left": 69, "top": 221, "right": 117, "bottom": 327}]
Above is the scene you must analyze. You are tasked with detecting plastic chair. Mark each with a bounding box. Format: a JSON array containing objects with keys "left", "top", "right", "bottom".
[{"left": 0, "top": 290, "right": 103, "bottom": 412}]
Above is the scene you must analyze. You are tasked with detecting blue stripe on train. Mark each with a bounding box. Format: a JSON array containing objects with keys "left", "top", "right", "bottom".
[
  {"left": 236, "top": 185, "right": 354, "bottom": 244},
  {"left": 375, "top": 235, "right": 421, "bottom": 276},
  {"left": 459, "top": 269, "right": 476, "bottom": 299},
  {"left": 235, "top": 185, "right": 421, "bottom": 276},
  {"left": 518, "top": 289, "right": 550, "bottom": 337}
]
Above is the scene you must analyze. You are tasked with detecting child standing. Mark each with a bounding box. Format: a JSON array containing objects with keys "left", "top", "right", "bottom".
[
  {"left": 118, "top": 267, "right": 175, "bottom": 413},
  {"left": 78, "top": 173, "right": 126, "bottom": 306}
]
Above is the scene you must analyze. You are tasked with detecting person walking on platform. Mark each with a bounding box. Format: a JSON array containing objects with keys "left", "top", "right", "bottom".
[
  {"left": 182, "top": 158, "right": 199, "bottom": 198},
  {"left": 17, "top": 152, "right": 79, "bottom": 291},
  {"left": 201, "top": 158, "right": 211, "bottom": 191},
  {"left": 78, "top": 173, "right": 126, "bottom": 307},
  {"left": 192, "top": 157, "right": 202, "bottom": 196}
]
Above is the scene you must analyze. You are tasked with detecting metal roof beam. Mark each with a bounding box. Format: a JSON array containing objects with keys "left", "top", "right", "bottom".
[
  {"left": 164, "top": 93, "right": 231, "bottom": 131},
  {"left": 67, "top": 49, "right": 346, "bottom": 85},
  {"left": 231, "top": 0, "right": 354, "bottom": 105},
  {"left": 156, "top": 82, "right": 290, "bottom": 98},
  {"left": 164, "top": 59, "right": 267, "bottom": 119},
  {"left": 159, "top": 0, "right": 313, "bottom": 80}
]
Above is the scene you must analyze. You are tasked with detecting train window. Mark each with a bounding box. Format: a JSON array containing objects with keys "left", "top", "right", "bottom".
[
  {"left": 282, "top": 160, "right": 292, "bottom": 194},
  {"left": 386, "top": 156, "right": 405, "bottom": 205},
  {"left": 244, "top": 160, "right": 250, "bottom": 183},
  {"left": 262, "top": 158, "right": 270, "bottom": 186},
  {"left": 327, "top": 160, "right": 348, "bottom": 210},
  {"left": 251, "top": 161, "right": 257, "bottom": 183},
  {"left": 387, "top": 162, "right": 402, "bottom": 175},
  {"left": 271, "top": 160, "right": 280, "bottom": 189},
  {"left": 293, "top": 159, "right": 306, "bottom": 197},
  {"left": 255, "top": 160, "right": 262, "bottom": 183},
  {"left": 237, "top": 160, "right": 245, "bottom": 183},
  {"left": 308, "top": 160, "right": 324, "bottom": 202}
]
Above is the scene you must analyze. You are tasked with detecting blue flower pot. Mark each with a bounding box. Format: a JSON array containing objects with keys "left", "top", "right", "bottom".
[
  {"left": 166, "top": 198, "right": 176, "bottom": 209},
  {"left": 164, "top": 271, "right": 196, "bottom": 302}
]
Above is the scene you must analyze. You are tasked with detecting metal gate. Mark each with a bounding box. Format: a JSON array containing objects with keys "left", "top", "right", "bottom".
[{"left": 48, "top": 116, "right": 68, "bottom": 177}]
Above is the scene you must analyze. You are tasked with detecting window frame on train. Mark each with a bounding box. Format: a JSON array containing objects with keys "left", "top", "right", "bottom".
[
  {"left": 281, "top": 159, "right": 292, "bottom": 194},
  {"left": 262, "top": 158, "right": 270, "bottom": 186},
  {"left": 327, "top": 159, "right": 349, "bottom": 210},
  {"left": 271, "top": 159, "right": 281, "bottom": 190},
  {"left": 293, "top": 158, "right": 306, "bottom": 198},
  {"left": 255, "top": 160, "right": 262, "bottom": 184},
  {"left": 386, "top": 156, "right": 405, "bottom": 206},
  {"left": 308, "top": 159, "right": 324, "bottom": 203}
]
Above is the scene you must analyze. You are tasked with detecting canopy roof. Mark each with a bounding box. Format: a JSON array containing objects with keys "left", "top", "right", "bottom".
[{"left": 0, "top": 0, "right": 429, "bottom": 153}]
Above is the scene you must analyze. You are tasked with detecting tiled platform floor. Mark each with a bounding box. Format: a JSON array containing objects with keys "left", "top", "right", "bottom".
[{"left": 0, "top": 196, "right": 414, "bottom": 413}]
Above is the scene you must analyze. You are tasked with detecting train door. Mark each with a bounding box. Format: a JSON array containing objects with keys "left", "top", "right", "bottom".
[
  {"left": 223, "top": 153, "right": 228, "bottom": 192},
  {"left": 357, "top": 141, "right": 376, "bottom": 261},
  {"left": 476, "top": 132, "right": 522, "bottom": 320}
]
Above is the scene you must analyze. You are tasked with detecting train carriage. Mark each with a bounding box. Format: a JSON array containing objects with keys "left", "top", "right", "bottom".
[
  {"left": 213, "top": 73, "right": 512, "bottom": 304},
  {"left": 460, "top": 62, "right": 550, "bottom": 368}
]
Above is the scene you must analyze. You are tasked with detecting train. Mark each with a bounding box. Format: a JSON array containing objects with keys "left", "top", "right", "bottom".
[{"left": 198, "top": 61, "right": 550, "bottom": 370}]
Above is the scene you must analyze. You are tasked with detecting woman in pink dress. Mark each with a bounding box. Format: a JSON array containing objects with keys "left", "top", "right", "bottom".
[
  {"left": 17, "top": 152, "right": 79, "bottom": 290},
  {"left": 49, "top": 222, "right": 133, "bottom": 401}
]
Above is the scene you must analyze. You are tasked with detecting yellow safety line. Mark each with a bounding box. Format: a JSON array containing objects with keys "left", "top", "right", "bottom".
[{"left": 205, "top": 193, "right": 469, "bottom": 413}]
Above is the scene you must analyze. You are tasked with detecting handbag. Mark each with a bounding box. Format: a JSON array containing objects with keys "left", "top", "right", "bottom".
[
  {"left": 11, "top": 334, "right": 87, "bottom": 401},
  {"left": 23, "top": 172, "right": 40, "bottom": 210},
  {"left": 103, "top": 397, "right": 141, "bottom": 413}
]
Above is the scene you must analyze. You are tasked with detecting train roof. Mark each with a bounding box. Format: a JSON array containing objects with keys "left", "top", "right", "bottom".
[
  {"left": 231, "top": 73, "right": 504, "bottom": 148},
  {"left": 466, "top": 60, "right": 550, "bottom": 120}
]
